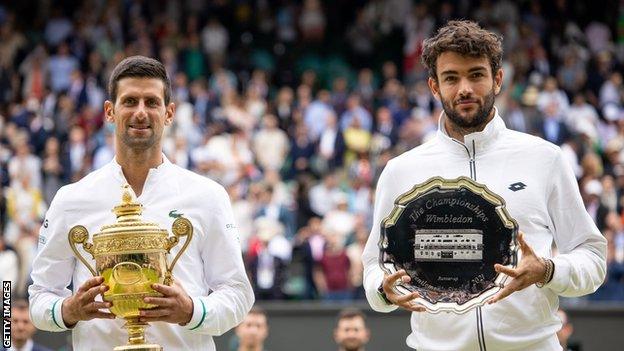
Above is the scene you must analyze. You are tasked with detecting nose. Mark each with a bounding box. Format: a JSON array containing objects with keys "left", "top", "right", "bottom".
[
  {"left": 457, "top": 78, "right": 474, "bottom": 98},
  {"left": 134, "top": 100, "right": 148, "bottom": 119}
]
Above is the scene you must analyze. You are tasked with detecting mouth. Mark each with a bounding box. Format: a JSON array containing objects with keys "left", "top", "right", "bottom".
[
  {"left": 128, "top": 125, "right": 151, "bottom": 130},
  {"left": 456, "top": 99, "right": 478, "bottom": 106}
]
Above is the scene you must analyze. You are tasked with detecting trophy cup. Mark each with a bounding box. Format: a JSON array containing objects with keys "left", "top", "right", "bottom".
[
  {"left": 379, "top": 176, "right": 518, "bottom": 314},
  {"left": 68, "top": 184, "right": 193, "bottom": 351}
]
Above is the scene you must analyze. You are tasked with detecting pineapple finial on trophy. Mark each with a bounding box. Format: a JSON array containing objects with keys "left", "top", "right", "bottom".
[{"left": 113, "top": 184, "right": 143, "bottom": 221}]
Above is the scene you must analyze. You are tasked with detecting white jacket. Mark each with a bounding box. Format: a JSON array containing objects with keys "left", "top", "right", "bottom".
[
  {"left": 363, "top": 111, "right": 607, "bottom": 351},
  {"left": 29, "top": 156, "right": 254, "bottom": 351}
]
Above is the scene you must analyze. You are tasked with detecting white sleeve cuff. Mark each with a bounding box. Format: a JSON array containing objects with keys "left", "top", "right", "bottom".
[
  {"left": 543, "top": 256, "right": 570, "bottom": 293},
  {"left": 366, "top": 274, "right": 399, "bottom": 313},
  {"left": 185, "top": 296, "right": 207, "bottom": 331},
  {"left": 51, "top": 298, "right": 72, "bottom": 330}
]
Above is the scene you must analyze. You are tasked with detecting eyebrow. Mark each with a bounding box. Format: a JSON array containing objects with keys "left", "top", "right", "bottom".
[
  {"left": 440, "top": 66, "right": 488, "bottom": 76},
  {"left": 119, "top": 93, "right": 162, "bottom": 101}
]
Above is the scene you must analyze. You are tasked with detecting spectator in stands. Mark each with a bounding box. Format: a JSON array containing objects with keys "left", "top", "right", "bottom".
[
  {"left": 248, "top": 217, "right": 290, "bottom": 300},
  {"left": 340, "top": 94, "right": 373, "bottom": 133},
  {"left": 41, "top": 136, "right": 69, "bottom": 205},
  {"left": 316, "top": 112, "right": 345, "bottom": 172},
  {"left": 582, "top": 179, "right": 610, "bottom": 232},
  {"left": 315, "top": 229, "right": 351, "bottom": 301},
  {"left": 4, "top": 169, "right": 46, "bottom": 247},
  {"left": 4, "top": 300, "right": 53, "bottom": 351},
  {"left": 253, "top": 114, "right": 290, "bottom": 172},
  {"left": 234, "top": 307, "right": 270, "bottom": 351},
  {"left": 254, "top": 182, "right": 296, "bottom": 239},
  {"left": 47, "top": 42, "right": 79, "bottom": 94},
  {"left": 0, "top": 236, "right": 19, "bottom": 290},
  {"left": 290, "top": 217, "right": 324, "bottom": 299}
]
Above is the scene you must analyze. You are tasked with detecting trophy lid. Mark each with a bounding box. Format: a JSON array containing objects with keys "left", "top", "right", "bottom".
[
  {"left": 97, "top": 184, "right": 168, "bottom": 237},
  {"left": 113, "top": 184, "right": 144, "bottom": 221}
]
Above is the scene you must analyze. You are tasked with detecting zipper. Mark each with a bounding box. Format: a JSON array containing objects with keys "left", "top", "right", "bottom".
[
  {"left": 453, "top": 138, "right": 486, "bottom": 351},
  {"left": 451, "top": 139, "right": 477, "bottom": 180}
]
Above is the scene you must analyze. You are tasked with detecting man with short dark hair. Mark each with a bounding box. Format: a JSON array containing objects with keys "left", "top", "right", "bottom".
[
  {"left": 235, "top": 307, "right": 269, "bottom": 351},
  {"left": 4, "top": 300, "right": 52, "bottom": 351},
  {"left": 29, "top": 56, "right": 254, "bottom": 350},
  {"left": 333, "top": 308, "right": 370, "bottom": 351},
  {"left": 363, "top": 20, "right": 606, "bottom": 350}
]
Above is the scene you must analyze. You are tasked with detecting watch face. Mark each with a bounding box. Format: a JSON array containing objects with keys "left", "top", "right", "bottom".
[{"left": 379, "top": 176, "right": 518, "bottom": 314}]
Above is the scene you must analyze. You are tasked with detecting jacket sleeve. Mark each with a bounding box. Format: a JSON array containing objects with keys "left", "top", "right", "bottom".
[
  {"left": 362, "top": 160, "right": 399, "bottom": 313},
  {"left": 183, "top": 185, "right": 254, "bottom": 335},
  {"left": 544, "top": 150, "right": 607, "bottom": 296},
  {"left": 28, "top": 187, "right": 75, "bottom": 332}
]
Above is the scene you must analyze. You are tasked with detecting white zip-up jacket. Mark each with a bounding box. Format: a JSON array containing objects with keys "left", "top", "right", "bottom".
[
  {"left": 29, "top": 156, "right": 254, "bottom": 351},
  {"left": 363, "top": 111, "right": 607, "bottom": 351}
]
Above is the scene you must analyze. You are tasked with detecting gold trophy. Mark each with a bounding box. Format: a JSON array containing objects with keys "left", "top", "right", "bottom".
[{"left": 68, "top": 185, "right": 193, "bottom": 351}]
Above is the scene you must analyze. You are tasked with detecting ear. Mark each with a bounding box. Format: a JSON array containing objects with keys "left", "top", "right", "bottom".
[
  {"left": 428, "top": 77, "right": 441, "bottom": 100},
  {"left": 493, "top": 68, "right": 504, "bottom": 95},
  {"left": 104, "top": 101, "right": 115, "bottom": 123},
  {"left": 164, "top": 102, "right": 176, "bottom": 126}
]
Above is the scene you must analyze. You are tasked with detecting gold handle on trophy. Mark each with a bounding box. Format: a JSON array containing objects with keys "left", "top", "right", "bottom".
[
  {"left": 68, "top": 225, "right": 97, "bottom": 276},
  {"left": 164, "top": 217, "right": 194, "bottom": 285}
]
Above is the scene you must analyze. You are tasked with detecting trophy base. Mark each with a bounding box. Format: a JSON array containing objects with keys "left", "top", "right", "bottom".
[{"left": 113, "top": 344, "right": 163, "bottom": 351}]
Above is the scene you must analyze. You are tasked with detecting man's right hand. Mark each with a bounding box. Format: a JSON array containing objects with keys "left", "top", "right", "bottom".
[
  {"left": 61, "top": 276, "right": 115, "bottom": 327},
  {"left": 382, "top": 270, "right": 426, "bottom": 312}
]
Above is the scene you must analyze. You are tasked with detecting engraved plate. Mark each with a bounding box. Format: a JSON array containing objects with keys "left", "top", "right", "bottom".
[{"left": 379, "top": 176, "right": 518, "bottom": 314}]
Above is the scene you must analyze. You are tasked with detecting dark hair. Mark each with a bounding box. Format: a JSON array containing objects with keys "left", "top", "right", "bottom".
[
  {"left": 421, "top": 20, "right": 503, "bottom": 81},
  {"left": 248, "top": 306, "right": 267, "bottom": 318},
  {"left": 336, "top": 308, "right": 366, "bottom": 324},
  {"left": 108, "top": 56, "right": 171, "bottom": 104}
]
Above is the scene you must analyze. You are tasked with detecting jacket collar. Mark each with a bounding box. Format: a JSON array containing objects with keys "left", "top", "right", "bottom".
[
  {"left": 436, "top": 107, "right": 506, "bottom": 155},
  {"left": 110, "top": 153, "right": 173, "bottom": 183}
]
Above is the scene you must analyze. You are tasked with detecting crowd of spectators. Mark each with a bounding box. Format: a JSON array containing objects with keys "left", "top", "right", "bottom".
[{"left": 1, "top": 0, "right": 623, "bottom": 303}]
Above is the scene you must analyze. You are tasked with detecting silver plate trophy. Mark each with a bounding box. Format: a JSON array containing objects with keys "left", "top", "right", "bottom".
[{"left": 379, "top": 176, "right": 518, "bottom": 314}]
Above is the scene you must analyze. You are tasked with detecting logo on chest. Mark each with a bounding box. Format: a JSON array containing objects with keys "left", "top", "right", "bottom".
[
  {"left": 168, "top": 210, "right": 183, "bottom": 218},
  {"left": 508, "top": 182, "right": 527, "bottom": 192}
]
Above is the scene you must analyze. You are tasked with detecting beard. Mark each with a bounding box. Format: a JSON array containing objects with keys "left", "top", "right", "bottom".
[
  {"left": 340, "top": 340, "right": 364, "bottom": 351},
  {"left": 120, "top": 127, "right": 157, "bottom": 150},
  {"left": 441, "top": 88, "right": 496, "bottom": 130},
  {"left": 342, "top": 345, "right": 362, "bottom": 351}
]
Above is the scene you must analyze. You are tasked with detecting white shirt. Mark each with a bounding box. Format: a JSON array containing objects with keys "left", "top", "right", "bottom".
[
  {"left": 363, "top": 110, "right": 607, "bottom": 351},
  {"left": 29, "top": 156, "right": 254, "bottom": 351}
]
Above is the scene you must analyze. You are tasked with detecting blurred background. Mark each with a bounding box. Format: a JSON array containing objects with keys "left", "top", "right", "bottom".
[{"left": 0, "top": 0, "right": 623, "bottom": 350}]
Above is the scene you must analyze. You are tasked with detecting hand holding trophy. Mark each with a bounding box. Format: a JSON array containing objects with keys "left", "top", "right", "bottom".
[{"left": 68, "top": 184, "right": 193, "bottom": 351}]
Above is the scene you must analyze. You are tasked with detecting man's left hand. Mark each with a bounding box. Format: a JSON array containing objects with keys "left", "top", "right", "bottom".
[
  {"left": 488, "top": 231, "right": 548, "bottom": 304},
  {"left": 139, "top": 281, "right": 194, "bottom": 325}
]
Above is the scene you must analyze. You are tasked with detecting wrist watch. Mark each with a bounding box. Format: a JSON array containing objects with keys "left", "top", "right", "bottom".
[{"left": 535, "top": 258, "right": 555, "bottom": 288}]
